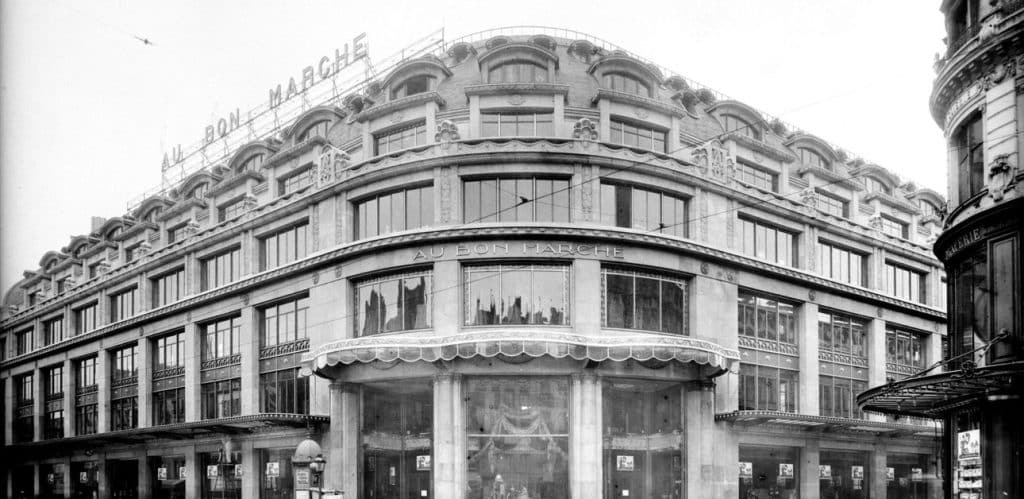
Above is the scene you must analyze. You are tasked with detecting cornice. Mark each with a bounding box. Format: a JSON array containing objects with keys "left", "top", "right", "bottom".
[
  {"left": 725, "top": 133, "right": 796, "bottom": 163},
  {"left": 208, "top": 170, "right": 266, "bottom": 198},
  {"left": 159, "top": 197, "right": 206, "bottom": 222},
  {"left": 354, "top": 92, "right": 445, "bottom": 122},
  {"left": 117, "top": 221, "right": 157, "bottom": 240},
  {"left": 862, "top": 191, "right": 922, "bottom": 215},
  {"left": 263, "top": 135, "right": 327, "bottom": 170},
  {"left": 798, "top": 164, "right": 864, "bottom": 191},
  {"left": 593, "top": 88, "right": 686, "bottom": 118},
  {"left": 463, "top": 83, "right": 570, "bottom": 98},
  {"left": 1, "top": 224, "right": 945, "bottom": 369}
]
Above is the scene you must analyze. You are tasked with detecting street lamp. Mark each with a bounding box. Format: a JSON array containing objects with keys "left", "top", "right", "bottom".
[{"left": 310, "top": 454, "right": 326, "bottom": 499}]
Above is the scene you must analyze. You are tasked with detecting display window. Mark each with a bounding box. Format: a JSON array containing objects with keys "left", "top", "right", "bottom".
[
  {"left": 886, "top": 454, "right": 929, "bottom": 499},
  {"left": 151, "top": 456, "right": 186, "bottom": 499},
  {"left": 363, "top": 380, "right": 433, "bottom": 499},
  {"left": 261, "top": 448, "right": 297, "bottom": 499},
  {"left": 603, "top": 379, "right": 683, "bottom": 499},
  {"left": 738, "top": 446, "right": 798, "bottom": 499},
  {"left": 72, "top": 461, "right": 99, "bottom": 499},
  {"left": 201, "top": 451, "right": 241, "bottom": 499},
  {"left": 819, "top": 450, "right": 869, "bottom": 499}
]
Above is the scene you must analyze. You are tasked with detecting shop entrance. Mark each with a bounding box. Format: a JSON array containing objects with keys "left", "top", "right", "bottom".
[{"left": 108, "top": 459, "right": 139, "bottom": 499}]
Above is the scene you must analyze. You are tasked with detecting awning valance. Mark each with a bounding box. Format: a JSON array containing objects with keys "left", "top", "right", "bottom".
[
  {"left": 857, "top": 361, "right": 1024, "bottom": 418},
  {"left": 303, "top": 330, "right": 739, "bottom": 376}
]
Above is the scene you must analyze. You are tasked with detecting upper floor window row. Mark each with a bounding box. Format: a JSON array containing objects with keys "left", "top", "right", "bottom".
[
  {"left": 864, "top": 177, "right": 891, "bottom": 196},
  {"left": 600, "top": 182, "right": 687, "bottom": 238},
  {"left": 721, "top": 114, "right": 759, "bottom": 140},
  {"left": 609, "top": 119, "right": 666, "bottom": 153},
  {"left": 356, "top": 185, "right": 434, "bottom": 240},
  {"left": 465, "top": 264, "right": 569, "bottom": 326},
  {"left": 237, "top": 154, "right": 264, "bottom": 174},
  {"left": 464, "top": 177, "right": 570, "bottom": 224},
  {"left": 736, "top": 161, "right": 777, "bottom": 192},
  {"left": 375, "top": 121, "right": 426, "bottom": 155},
  {"left": 737, "top": 290, "right": 797, "bottom": 346},
  {"left": 488, "top": 61, "right": 548, "bottom": 84},
  {"left": 818, "top": 310, "right": 867, "bottom": 359},
  {"left": 885, "top": 262, "right": 925, "bottom": 304},
  {"left": 603, "top": 72, "right": 650, "bottom": 98},
  {"left": 259, "top": 223, "right": 309, "bottom": 271},
  {"left": 481, "top": 112, "right": 553, "bottom": 138},
  {"left": 298, "top": 121, "right": 330, "bottom": 142},
  {"left": 356, "top": 271, "right": 431, "bottom": 337},
  {"left": 603, "top": 268, "right": 688, "bottom": 335},
  {"left": 817, "top": 240, "right": 865, "bottom": 287},
  {"left": 954, "top": 112, "right": 984, "bottom": 202},
  {"left": 739, "top": 218, "right": 796, "bottom": 268},
  {"left": 799, "top": 148, "right": 830, "bottom": 171}
]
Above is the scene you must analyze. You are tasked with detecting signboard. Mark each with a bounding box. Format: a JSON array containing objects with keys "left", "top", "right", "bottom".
[
  {"left": 779, "top": 463, "right": 794, "bottom": 478},
  {"left": 179, "top": 467, "right": 187, "bottom": 479},
  {"left": 616, "top": 455, "right": 635, "bottom": 472},
  {"left": 234, "top": 464, "right": 243, "bottom": 477},
  {"left": 80, "top": 472, "right": 89, "bottom": 484},
  {"left": 157, "top": 467, "right": 168, "bottom": 480},
  {"left": 266, "top": 462, "right": 280, "bottom": 477},
  {"left": 958, "top": 429, "right": 980, "bottom": 458},
  {"left": 886, "top": 467, "right": 894, "bottom": 481},
  {"left": 206, "top": 465, "right": 218, "bottom": 478},
  {"left": 819, "top": 465, "right": 832, "bottom": 479},
  {"left": 851, "top": 466, "right": 864, "bottom": 479},
  {"left": 416, "top": 455, "right": 431, "bottom": 471},
  {"left": 739, "top": 462, "right": 752, "bottom": 478},
  {"left": 911, "top": 467, "right": 923, "bottom": 482},
  {"left": 295, "top": 469, "right": 311, "bottom": 490}
]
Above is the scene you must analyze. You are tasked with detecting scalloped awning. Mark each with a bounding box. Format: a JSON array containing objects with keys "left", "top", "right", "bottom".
[{"left": 302, "top": 330, "right": 739, "bottom": 376}]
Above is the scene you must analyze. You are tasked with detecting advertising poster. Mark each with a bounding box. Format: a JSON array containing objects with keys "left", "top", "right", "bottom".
[
  {"left": 739, "top": 462, "right": 752, "bottom": 479},
  {"left": 179, "top": 467, "right": 187, "bottom": 479},
  {"left": 80, "top": 472, "right": 89, "bottom": 484},
  {"left": 819, "top": 465, "right": 832, "bottom": 479},
  {"left": 886, "top": 467, "right": 894, "bottom": 481},
  {"left": 295, "top": 469, "right": 311, "bottom": 490},
  {"left": 958, "top": 429, "right": 980, "bottom": 458},
  {"left": 911, "top": 467, "right": 923, "bottom": 482},
  {"left": 266, "top": 462, "right": 280, "bottom": 477},
  {"left": 779, "top": 463, "right": 794, "bottom": 478},
  {"left": 157, "top": 467, "right": 168, "bottom": 480},
  {"left": 234, "top": 464, "right": 243, "bottom": 477},
  {"left": 851, "top": 466, "right": 864, "bottom": 479},
  {"left": 416, "top": 455, "right": 431, "bottom": 471},
  {"left": 617, "top": 455, "right": 634, "bottom": 472},
  {"left": 206, "top": 465, "right": 218, "bottom": 478}
]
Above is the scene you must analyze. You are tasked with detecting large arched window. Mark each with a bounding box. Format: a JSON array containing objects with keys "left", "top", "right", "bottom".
[
  {"left": 298, "top": 121, "right": 330, "bottom": 142},
  {"left": 391, "top": 75, "right": 436, "bottom": 99},
  {"left": 954, "top": 112, "right": 984, "bottom": 201},
  {"left": 721, "top": 113, "right": 758, "bottom": 139},
  {"left": 799, "top": 148, "right": 831, "bottom": 171},
  {"left": 488, "top": 60, "right": 548, "bottom": 84},
  {"left": 864, "top": 177, "right": 891, "bottom": 195},
  {"left": 189, "top": 183, "right": 209, "bottom": 200},
  {"left": 236, "top": 154, "right": 265, "bottom": 174},
  {"left": 602, "top": 72, "right": 650, "bottom": 98}
]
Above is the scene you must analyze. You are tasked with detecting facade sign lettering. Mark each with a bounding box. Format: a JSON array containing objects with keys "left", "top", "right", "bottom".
[
  {"left": 412, "top": 242, "right": 625, "bottom": 261},
  {"left": 268, "top": 34, "right": 368, "bottom": 109}
]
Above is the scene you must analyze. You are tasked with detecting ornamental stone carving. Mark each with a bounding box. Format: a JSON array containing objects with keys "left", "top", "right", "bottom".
[
  {"left": 572, "top": 118, "right": 599, "bottom": 141},
  {"left": 136, "top": 241, "right": 152, "bottom": 257},
  {"left": 988, "top": 154, "right": 1017, "bottom": 201},
  {"left": 799, "top": 187, "right": 818, "bottom": 214},
  {"left": 439, "top": 166, "right": 453, "bottom": 223},
  {"left": 242, "top": 194, "right": 259, "bottom": 212},
  {"left": 581, "top": 166, "right": 595, "bottom": 220},
  {"left": 868, "top": 211, "right": 883, "bottom": 231},
  {"left": 435, "top": 120, "right": 460, "bottom": 148},
  {"left": 692, "top": 139, "right": 736, "bottom": 183},
  {"left": 507, "top": 94, "right": 525, "bottom": 106},
  {"left": 316, "top": 146, "right": 350, "bottom": 188}
]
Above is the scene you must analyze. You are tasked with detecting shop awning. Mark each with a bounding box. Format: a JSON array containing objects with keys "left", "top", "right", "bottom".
[
  {"left": 303, "top": 330, "right": 739, "bottom": 377},
  {"left": 715, "top": 410, "right": 941, "bottom": 440},
  {"left": 857, "top": 361, "right": 1024, "bottom": 418},
  {"left": 7, "top": 413, "right": 328, "bottom": 455}
]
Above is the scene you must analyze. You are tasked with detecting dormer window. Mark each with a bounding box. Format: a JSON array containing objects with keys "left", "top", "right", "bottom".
[
  {"left": 106, "top": 227, "right": 122, "bottom": 239},
  {"left": 603, "top": 72, "right": 650, "bottom": 98},
  {"left": 144, "top": 208, "right": 162, "bottom": 223},
  {"left": 237, "top": 154, "right": 265, "bottom": 174},
  {"left": 721, "top": 114, "right": 759, "bottom": 140},
  {"left": 919, "top": 200, "right": 937, "bottom": 217},
  {"left": 865, "top": 177, "right": 891, "bottom": 196},
  {"left": 392, "top": 75, "right": 436, "bottom": 99},
  {"left": 799, "top": 148, "right": 830, "bottom": 171},
  {"left": 190, "top": 184, "right": 209, "bottom": 200},
  {"left": 488, "top": 61, "right": 548, "bottom": 84},
  {"left": 298, "top": 121, "right": 330, "bottom": 142}
]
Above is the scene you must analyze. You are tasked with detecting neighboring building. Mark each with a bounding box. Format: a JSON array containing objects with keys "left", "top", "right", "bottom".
[
  {"left": 1, "top": 27, "right": 948, "bottom": 499},
  {"left": 860, "top": 1, "right": 1024, "bottom": 497}
]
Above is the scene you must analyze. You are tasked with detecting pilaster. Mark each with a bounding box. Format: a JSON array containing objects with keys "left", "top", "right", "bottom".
[
  {"left": 432, "top": 260, "right": 460, "bottom": 336},
  {"left": 185, "top": 446, "right": 202, "bottom": 499},
  {"left": 183, "top": 323, "right": 200, "bottom": 422},
  {"left": 426, "top": 101, "right": 439, "bottom": 145},
  {"left": 799, "top": 440, "right": 820, "bottom": 499},
  {"left": 97, "top": 350, "right": 110, "bottom": 434},
  {"left": 3, "top": 376, "right": 13, "bottom": 445},
  {"left": 553, "top": 93, "right": 566, "bottom": 138},
  {"left": 598, "top": 98, "right": 610, "bottom": 139},
  {"left": 569, "top": 373, "right": 602, "bottom": 499},
  {"left": 691, "top": 274, "right": 738, "bottom": 411},
  {"left": 468, "top": 95, "right": 480, "bottom": 137},
  {"left": 572, "top": 259, "right": 601, "bottom": 337},
  {"left": 798, "top": 301, "right": 820, "bottom": 415},
  {"left": 239, "top": 305, "right": 259, "bottom": 415},
  {"left": 63, "top": 358, "right": 75, "bottom": 437},
  {"left": 867, "top": 317, "right": 888, "bottom": 422},
  {"left": 241, "top": 439, "right": 260, "bottom": 499},
  {"left": 308, "top": 276, "right": 346, "bottom": 416},
  {"left": 62, "top": 457, "right": 73, "bottom": 498},
  {"left": 433, "top": 373, "right": 456, "bottom": 499},
  {"left": 138, "top": 450, "right": 153, "bottom": 499},
  {"left": 327, "top": 381, "right": 359, "bottom": 498},
  {"left": 138, "top": 335, "right": 152, "bottom": 427},
  {"left": 870, "top": 447, "right": 887, "bottom": 499}
]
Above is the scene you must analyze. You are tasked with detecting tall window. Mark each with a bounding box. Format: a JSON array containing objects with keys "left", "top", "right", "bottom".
[
  {"left": 260, "top": 296, "right": 310, "bottom": 346},
  {"left": 260, "top": 369, "right": 308, "bottom": 415},
  {"left": 219, "top": 199, "right": 247, "bottom": 222},
  {"left": 152, "top": 387, "right": 185, "bottom": 426},
  {"left": 464, "top": 177, "right": 570, "bottom": 224},
  {"left": 109, "top": 287, "right": 137, "bottom": 322},
  {"left": 602, "top": 268, "right": 688, "bottom": 335},
  {"left": 603, "top": 72, "right": 650, "bottom": 97},
  {"left": 298, "top": 121, "right": 329, "bottom": 142},
  {"left": 465, "top": 264, "right": 569, "bottom": 326},
  {"left": 737, "top": 291, "right": 799, "bottom": 412},
  {"left": 600, "top": 183, "right": 687, "bottom": 237},
  {"left": 950, "top": 235, "right": 1018, "bottom": 366},
  {"left": 739, "top": 218, "right": 797, "bottom": 267},
  {"left": 152, "top": 333, "right": 185, "bottom": 426},
  {"left": 278, "top": 166, "right": 314, "bottom": 196},
  {"left": 76, "top": 357, "right": 98, "bottom": 435},
  {"left": 74, "top": 303, "right": 98, "bottom": 335},
  {"left": 816, "top": 190, "right": 849, "bottom": 218},
  {"left": 43, "top": 316, "right": 64, "bottom": 346},
  {"left": 817, "top": 241, "right": 866, "bottom": 286},
  {"left": 481, "top": 112, "right": 554, "bottom": 137},
  {"left": 488, "top": 61, "right": 548, "bottom": 83},
  {"left": 355, "top": 185, "right": 434, "bottom": 240},
  {"left": 374, "top": 122, "right": 426, "bottom": 155},
  {"left": 799, "top": 148, "right": 830, "bottom": 171},
  {"left": 43, "top": 365, "right": 65, "bottom": 439},
  {"left": 152, "top": 268, "right": 185, "bottom": 307},
  {"left": 362, "top": 381, "right": 433, "bottom": 499},
  {"left": 259, "top": 223, "right": 309, "bottom": 270},
  {"left": 88, "top": 262, "right": 102, "bottom": 279},
  {"left": 201, "top": 379, "right": 241, "bottom": 419},
  {"left": 201, "top": 246, "right": 241, "bottom": 291},
  {"left": 391, "top": 75, "right": 435, "bottom": 99},
  {"left": 885, "top": 263, "right": 925, "bottom": 304},
  {"left": 124, "top": 243, "right": 140, "bottom": 264},
  {"left": 886, "top": 329, "right": 926, "bottom": 380},
  {"left": 355, "top": 272, "right": 431, "bottom": 336},
  {"left": 154, "top": 332, "right": 185, "bottom": 371},
  {"left": 864, "top": 177, "right": 891, "bottom": 195},
  {"left": 955, "top": 113, "right": 985, "bottom": 201},
  {"left": 609, "top": 120, "right": 666, "bottom": 152},
  {"left": 721, "top": 114, "right": 759, "bottom": 139},
  {"left": 15, "top": 328, "right": 32, "bottom": 355},
  {"left": 603, "top": 380, "right": 682, "bottom": 499},
  {"left": 736, "top": 161, "right": 777, "bottom": 192},
  {"left": 466, "top": 378, "right": 568, "bottom": 499},
  {"left": 818, "top": 310, "right": 869, "bottom": 420},
  {"left": 202, "top": 316, "right": 241, "bottom": 361},
  {"left": 110, "top": 344, "right": 139, "bottom": 431},
  {"left": 14, "top": 373, "right": 34, "bottom": 443},
  {"left": 880, "top": 215, "right": 909, "bottom": 239}
]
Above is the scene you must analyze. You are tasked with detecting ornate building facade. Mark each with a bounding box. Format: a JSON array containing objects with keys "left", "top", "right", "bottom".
[
  {"left": 860, "top": 1, "right": 1024, "bottom": 497},
  {"left": 3, "top": 27, "right": 948, "bottom": 499}
]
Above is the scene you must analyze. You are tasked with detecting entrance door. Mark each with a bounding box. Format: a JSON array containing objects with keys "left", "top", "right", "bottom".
[{"left": 108, "top": 460, "right": 139, "bottom": 499}]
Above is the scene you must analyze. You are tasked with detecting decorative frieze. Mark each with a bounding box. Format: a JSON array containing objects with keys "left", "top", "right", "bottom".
[{"left": 692, "top": 139, "right": 736, "bottom": 184}]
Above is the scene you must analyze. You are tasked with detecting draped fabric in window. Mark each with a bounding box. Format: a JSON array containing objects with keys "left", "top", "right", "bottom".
[
  {"left": 357, "top": 271, "right": 432, "bottom": 336},
  {"left": 464, "top": 265, "right": 569, "bottom": 326}
]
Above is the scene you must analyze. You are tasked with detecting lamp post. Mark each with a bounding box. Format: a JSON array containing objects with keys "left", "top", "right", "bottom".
[{"left": 310, "top": 454, "right": 326, "bottom": 499}]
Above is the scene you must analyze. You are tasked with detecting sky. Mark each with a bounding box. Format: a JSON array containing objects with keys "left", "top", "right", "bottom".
[{"left": 0, "top": 0, "right": 948, "bottom": 293}]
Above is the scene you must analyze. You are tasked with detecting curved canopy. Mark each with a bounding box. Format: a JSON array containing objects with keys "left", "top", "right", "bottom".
[{"left": 303, "top": 329, "right": 739, "bottom": 376}]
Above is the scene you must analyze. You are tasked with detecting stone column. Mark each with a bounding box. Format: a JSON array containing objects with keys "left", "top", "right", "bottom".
[
  {"left": 138, "top": 450, "right": 152, "bottom": 499},
  {"left": 799, "top": 440, "right": 820, "bottom": 499},
  {"left": 925, "top": 330, "right": 942, "bottom": 372},
  {"left": 3, "top": 376, "right": 12, "bottom": 445},
  {"left": 183, "top": 323, "right": 201, "bottom": 422},
  {"left": 433, "top": 374, "right": 456, "bottom": 499},
  {"left": 64, "top": 359, "right": 75, "bottom": 437},
  {"left": 569, "top": 373, "right": 602, "bottom": 499},
  {"left": 241, "top": 439, "right": 259, "bottom": 499},
  {"left": 798, "top": 301, "right": 820, "bottom": 416},
  {"left": 33, "top": 367, "right": 43, "bottom": 441},
  {"left": 326, "top": 381, "right": 358, "bottom": 498},
  {"left": 433, "top": 261, "right": 460, "bottom": 336},
  {"left": 683, "top": 381, "right": 712, "bottom": 499},
  {"left": 184, "top": 446, "right": 202, "bottom": 499},
  {"left": 97, "top": 352, "right": 110, "bottom": 433},
  {"left": 573, "top": 259, "right": 601, "bottom": 337},
  {"left": 867, "top": 318, "right": 888, "bottom": 422},
  {"left": 63, "top": 457, "right": 73, "bottom": 498},
  {"left": 97, "top": 456, "right": 108, "bottom": 499},
  {"left": 240, "top": 229, "right": 255, "bottom": 277},
  {"left": 138, "top": 336, "right": 152, "bottom": 428},
  {"left": 239, "top": 305, "right": 259, "bottom": 415},
  {"left": 869, "top": 447, "right": 887, "bottom": 499}
]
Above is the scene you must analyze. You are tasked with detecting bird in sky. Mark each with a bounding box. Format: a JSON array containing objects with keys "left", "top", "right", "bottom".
[{"left": 133, "top": 35, "right": 155, "bottom": 46}]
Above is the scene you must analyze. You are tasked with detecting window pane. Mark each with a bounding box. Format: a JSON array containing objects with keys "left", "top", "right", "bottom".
[{"left": 606, "top": 274, "right": 634, "bottom": 329}]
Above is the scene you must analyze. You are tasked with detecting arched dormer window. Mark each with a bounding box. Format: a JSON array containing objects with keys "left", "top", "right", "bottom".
[
  {"left": 721, "top": 114, "right": 759, "bottom": 140},
  {"left": 602, "top": 72, "right": 650, "bottom": 98},
  {"left": 799, "top": 148, "right": 831, "bottom": 171},
  {"left": 106, "top": 227, "right": 122, "bottom": 239},
  {"left": 298, "top": 121, "right": 330, "bottom": 142},
  {"left": 190, "top": 183, "right": 209, "bottom": 200},
  {"left": 46, "top": 260, "right": 57, "bottom": 271},
  {"left": 864, "top": 176, "right": 892, "bottom": 195},
  {"left": 918, "top": 199, "right": 938, "bottom": 217},
  {"left": 143, "top": 207, "right": 162, "bottom": 223},
  {"left": 488, "top": 60, "right": 548, "bottom": 84},
  {"left": 391, "top": 74, "right": 436, "bottom": 99},
  {"left": 237, "top": 154, "right": 265, "bottom": 174}
]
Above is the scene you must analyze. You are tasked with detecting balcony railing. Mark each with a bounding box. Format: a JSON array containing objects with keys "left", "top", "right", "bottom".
[{"left": 947, "top": 23, "right": 981, "bottom": 56}]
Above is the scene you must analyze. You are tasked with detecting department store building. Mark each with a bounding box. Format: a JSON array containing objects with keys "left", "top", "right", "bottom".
[{"left": 1, "top": 27, "right": 948, "bottom": 499}]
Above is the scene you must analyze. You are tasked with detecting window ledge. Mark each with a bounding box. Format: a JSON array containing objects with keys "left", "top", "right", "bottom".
[{"left": 593, "top": 88, "right": 686, "bottom": 118}]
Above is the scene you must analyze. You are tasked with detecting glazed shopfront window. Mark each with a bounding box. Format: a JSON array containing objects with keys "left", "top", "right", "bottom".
[
  {"left": 886, "top": 453, "right": 930, "bottom": 499},
  {"left": 464, "top": 177, "right": 570, "bottom": 224},
  {"left": 949, "top": 233, "right": 1018, "bottom": 366},
  {"left": 261, "top": 448, "right": 297, "bottom": 499},
  {"left": 603, "top": 379, "right": 683, "bottom": 499},
  {"left": 599, "top": 182, "right": 688, "bottom": 237},
  {"left": 602, "top": 268, "right": 688, "bottom": 335},
  {"left": 465, "top": 264, "right": 569, "bottom": 326},
  {"left": 151, "top": 456, "right": 186, "bottom": 499},
  {"left": 819, "top": 450, "right": 870, "bottom": 499},
  {"left": 466, "top": 377, "right": 569, "bottom": 499},
  {"left": 362, "top": 381, "right": 433, "bottom": 499},
  {"left": 356, "top": 271, "right": 431, "bottom": 336},
  {"left": 738, "top": 446, "right": 798, "bottom": 499},
  {"left": 202, "top": 451, "right": 241, "bottom": 499}
]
